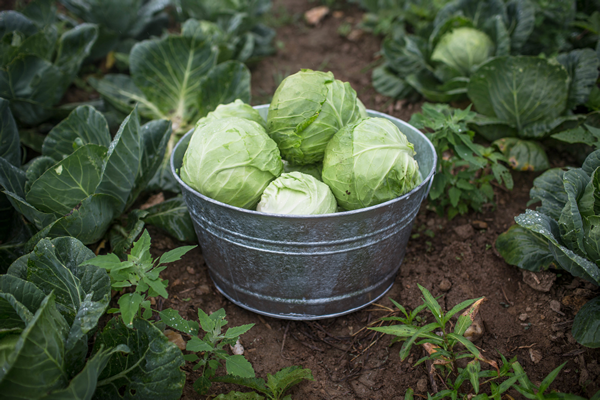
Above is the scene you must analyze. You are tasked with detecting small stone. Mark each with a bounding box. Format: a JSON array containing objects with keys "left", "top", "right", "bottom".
[
  {"left": 529, "top": 348, "right": 542, "bottom": 364},
  {"left": 453, "top": 224, "right": 474, "bottom": 240},
  {"left": 526, "top": 307, "right": 532, "bottom": 312},
  {"left": 196, "top": 284, "right": 211, "bottom": 295},
  {"left": 230, "top": 339, "right": 244, "bottom": 355},
  {"left": 164, "top": 329, "right": 186, "bottom": 350},
  {"left": 347, "top": 29, "right": 364, "bottom": 41},
  {"left": 519, "top": 313, "right": 528, "bottom": 321},
  {"left": 186, "top": 266, "right": 196, "bottom": 275},
  {"left": 333, "top": 10, "right": 344, "bottom": 18},
  {"left": 304, "top": 6, "right": 329, "bottom": 25},
  {"left": 522, "top": 270, "right": 556, "bottom": 292},
  {"left": 472, "top": 220, "right": 488, "bottom": 230},
  {"left": 439, "top": 279, "right": 452, "bottom": 292},
  {"left": 140, "top": 192, "right": 165, "bottom": 210},
  {"left": 416, "top": 378, "right": 428, "bottom": 393}
]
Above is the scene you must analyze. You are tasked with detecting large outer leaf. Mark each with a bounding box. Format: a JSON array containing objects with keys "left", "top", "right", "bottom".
[
  {"left": 54, "top": 23, "right": 98, "bottom": 84},
  {"left": 529, "top": 168, "right": 568, "bottom": 220},
  {"left": 143, "top": 196, "right": 196, "bottom": 242},
  {"left": 32, "top": 193, "right": 119, "bottom": 245},
  {"left": 7, "top": 237, "right": 108, "bottom": 325},
  {"left": 516, "top": 210, "right": 600, "bottom": 285},
  {"left": 0, "top": 98, "right": 20, "bottom": 166},
  {"left": 467, "top": 56, "right": 569, "bottom": 132},
  {"left": 381, "top": 35, "right": 428, "bottom": 77},
  {"left": 0, "top": 55, "right": 63, "bottom": 125},
  {"left": 493, "top": 138, "right": 550, "bottom": 171},
  {"left": 583, "top": 149, "right": 600, "bottom": 176},
  {"left": 88, "top": 74, "right": 161, "bottom": 119},
  {"left": 93, "top": 318, "right": 185, "bottom": 400},
  {"left": 496, "top": 224, "right": 555, "bottom": 271},
  {"left": 469, "top": 115, "right": 518, "bottom": 141},
  {"left": 372, "top": 63, "right": 413, "bottom": 100},
  {"left": 434, "top": 0, "right": 507, "bottom": 30},
  {"left": 130, "top": 34, "right": 216, "bottom": 132},
  {"left": 505, "top": 0, "right": 535, "bottom": 53},
  {"left": 0, "top": 293, "right": 70, "bottom": 399},
  {"left": 0, "top": 275, "right": 46, "bottom": 315},
  {"left": 572, "top": 296, "right": 600, "bottom": 348},
  {"left": 0, "top": 214, "right": 35, "bottom": 270},
  {"left": 558, "top": 169, "right": 589, "bottom": 255},
  {"left": 26, "top": 144, "right": 107, "bottom": 216},
  {"left": 557, "top": 49, "right": 600, "bottom": 110},
  {"left": 197, "top": 61, "right": 250, "bottom": 115},
  {"left": 43, "top": 345, "right": 130, "bottom": 400},
  {"left": 42, "top": 105, "right": 111, "bottom": 162}
]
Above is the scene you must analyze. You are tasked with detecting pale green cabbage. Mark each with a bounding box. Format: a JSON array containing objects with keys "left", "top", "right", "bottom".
[
  {"left": 322, "top": 117, "right": 422, "bottom": 210},
  {"left": 256, "top": 172, "right": 337, "bottom": 215},
  {"left": 181, "top": 117, "right": 283, "bottom": 209},
  {"left": 431, "top": 27, "right": 494, "bottom": 75},
  {"left": 196, "top": 99, "right": 266, "bottom": 129},
  {"left": 267, "top": 69, "right": 364, "bottom": 165}
]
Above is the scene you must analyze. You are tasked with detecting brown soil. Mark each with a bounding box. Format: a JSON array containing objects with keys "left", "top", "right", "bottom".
[{"left": 152, "top": 1, "right": 600, "bottom": 399}]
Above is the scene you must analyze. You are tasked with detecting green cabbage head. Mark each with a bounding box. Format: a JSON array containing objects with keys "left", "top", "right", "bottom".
[
  {"left": 181, "top": 117, "right": 283, "bottom": 209},
  {"left": 196, "top": 99, "right": 266, "bottom": 129},
  {"left": 322, "top": 117, "right": 422, "bottom": 210},
  {"left": 267, "top": 69, "right": 365, "bottom": 166},
  {"left": 257, "top": 172, "right": 337, "bottom": 215},
  {"left": 431, "top": 27, "right": 494, "bottom": 75}
]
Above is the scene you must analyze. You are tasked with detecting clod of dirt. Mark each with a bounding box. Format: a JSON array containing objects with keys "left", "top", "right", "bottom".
[
  {"left": 196, "top": 284, "right": 211, "bottom": 295},
  {"left": 304, "top": 6, "right": 329, "bottom": 25},
  {"left": 519, "top": 313, "right": 528, "bottom": 321},
  {"left": 549, "top": 299, "right": 564, "bottom": 315},
  {"left": 439, "top": 279, "right": 452, "bottom": 292},
  {"left": 522, "top": 270, "right": 556, "bottom": 292},
  {"left": 563, "top": 288, "right": 596, "bottom": 313},
  {"left": 140, "top": 192, "right": 165, "bottom": 209},
  {"left": 332, "top": 10, "right": 343, "bottom": 18},
  {"left": 464, "top": 319, "right": 484, "bottom": 342},
  {"left": 529, "top": 348, "right": 543, "bottom": 364},
  {"left": 416, "top": 378, "right": 428, "bottom": 393},
  {"left": 453, "top": 224, "right": 474, "bottom": 239},
  {"left": 472, "top": 220, "right": 488, "bottom": 230},
  {"left": 164, "top": 329, "right": 186, "bottom": 350},
  {"left": 186, "top": 266, "right": 195, "bottom": 275}
]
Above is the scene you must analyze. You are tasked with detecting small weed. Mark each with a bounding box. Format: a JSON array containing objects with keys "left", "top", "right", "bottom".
[{"left": 337, "top": 22, "right": 352, "bottom": 37}]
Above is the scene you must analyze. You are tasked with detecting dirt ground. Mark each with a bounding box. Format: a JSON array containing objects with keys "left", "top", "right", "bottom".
[
  {"left": 4, "top": 0, "right": 599, "bottom": 398},
  {"left": 151, "top": 1, "right": 600, "bottom": 399}
]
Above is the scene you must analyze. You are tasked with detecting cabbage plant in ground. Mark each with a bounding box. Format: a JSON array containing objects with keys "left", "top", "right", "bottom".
[
  {"left": 0, "top": 3, "right": 98, "bottom": 126},
  {"left": 90, "top": 22, "right": 251, "bottom": 191},
  {"left": 372, "top": 0, "right": 534, "bottom": 102},
  {"left": 467, "top": 52, "right": 599, "bottom": 171},
  {"left": 409, "top": 103, "right": 513, "bottom": 219},
  {"left": 496, "top": 149, "right": 600, "bottom": 348},
  {"left": 0, "top": 103, "right": 191, "bottom": 264},
  {"left": 171, "top": 0, "right": 276, "bottom": 64},
  {"left": 0, "top": 236, "right": 186, "bottom": 400},
  {"left": 58, "top": 0, "right": 171, "bottom": 62}
]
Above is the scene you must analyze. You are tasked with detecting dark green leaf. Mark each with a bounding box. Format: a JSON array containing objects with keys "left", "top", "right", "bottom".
[
  {"left": 530, "top": 168, "right": 568, "bottom": 220},
  {"left": 198, "top": 61, "right": 251, "bottom": 116},
  {"left": 372, "top": 64, "right": 412, "bottom": 99},
  {"left": 583, "top": 149, "right": 600, "bottom": 177},
  {"left": 212, "top": 375, "right": 268, "bottom": 395},
  {"left": 94, "top": 318, "right": 185, "bottom": 400},
  {"left": 42, "top": 105, "right": 111, "bottom": 162},
  {"left": 551, "top": 127, "right": 597, "bottom": 146},
  {"left": 26, "top": 144, "right": 107, "bottom": 216},
  {"left": 0, "top": 293, "right": 70, "bottom": 398},
  {"left": 539, "top": 362, "right": 567, "bottom": 394},
  {"left": 496, "top": 225, "right": 555, "bottom": 272},
  {"left": 88, "top": 74, "right": 159, "bottom": 119},
  {"left": 572, "top": 296, "right": 600, "bottom": 348},
  {"left": 25, "top": 156, "right": 56, "bottom": 192},
  {"left": 448, "top": 186, "right": 461, "bottom": 208},
  {"left": 109, "top": 209, "right": 148, "bottom": 260},
  {"left": 0, "top": 97, "right": 20, "bottom": 166},
  {"left": 143, "top": 196, "right": 197, "bottom": 242},
  {"left": 556, "top": 49, "right": 600, "bottom": 110},
  {"left": 266, "top": 365, "right": 314, "bottom": 398},
  {"left": 159, "top": 245, "right": 197, "bottom": 265},
  {"left": 54, "top": 23, "right": 98, "bottom": 83}
]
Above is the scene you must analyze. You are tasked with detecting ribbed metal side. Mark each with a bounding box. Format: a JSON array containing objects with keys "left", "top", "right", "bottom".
[{"left": 172, "top": 106, "right": 436, "bottom": 320}]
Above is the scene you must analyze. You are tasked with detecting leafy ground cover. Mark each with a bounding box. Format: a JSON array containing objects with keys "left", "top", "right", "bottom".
[{"left": 1, "top": 0, "right": 600, "bottom": 398}]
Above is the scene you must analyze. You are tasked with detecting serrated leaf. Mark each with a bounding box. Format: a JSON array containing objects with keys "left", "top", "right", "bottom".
[
  {"left": 159, "top": 245, "right": 197, "bottom": 265},
  {"left": 186, "top": 337, "right": 213, "bottom": 353},
  {"left": 214, "top": 391, "right": 265, "bottom": 400},
  {"left": 225, "top": 354, "right": 255, "bottom": 378},
  {"left": 160, "top": 308, "right": 198, "bottom": 336},
  {"left": 266, "top": 366, "right": 314, "bottom": 397},
  {"left": 224, "top": 324, "right": 255, "bottom": 339},
  {"left": 93, "top": 318, "right": 185, "bottom": 400}
]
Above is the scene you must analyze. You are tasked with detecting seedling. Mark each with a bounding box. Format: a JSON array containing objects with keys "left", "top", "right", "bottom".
[
  {"left": 159, "top": 308, "right": 313, "bottom": 398},
  {"left": 82, "top": 229, "right": 196, "bottom": 327}
]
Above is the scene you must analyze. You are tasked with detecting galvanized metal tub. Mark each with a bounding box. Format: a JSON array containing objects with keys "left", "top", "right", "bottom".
[{"left": 171, "top": 106, "right": 436, "bottom": 320}]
